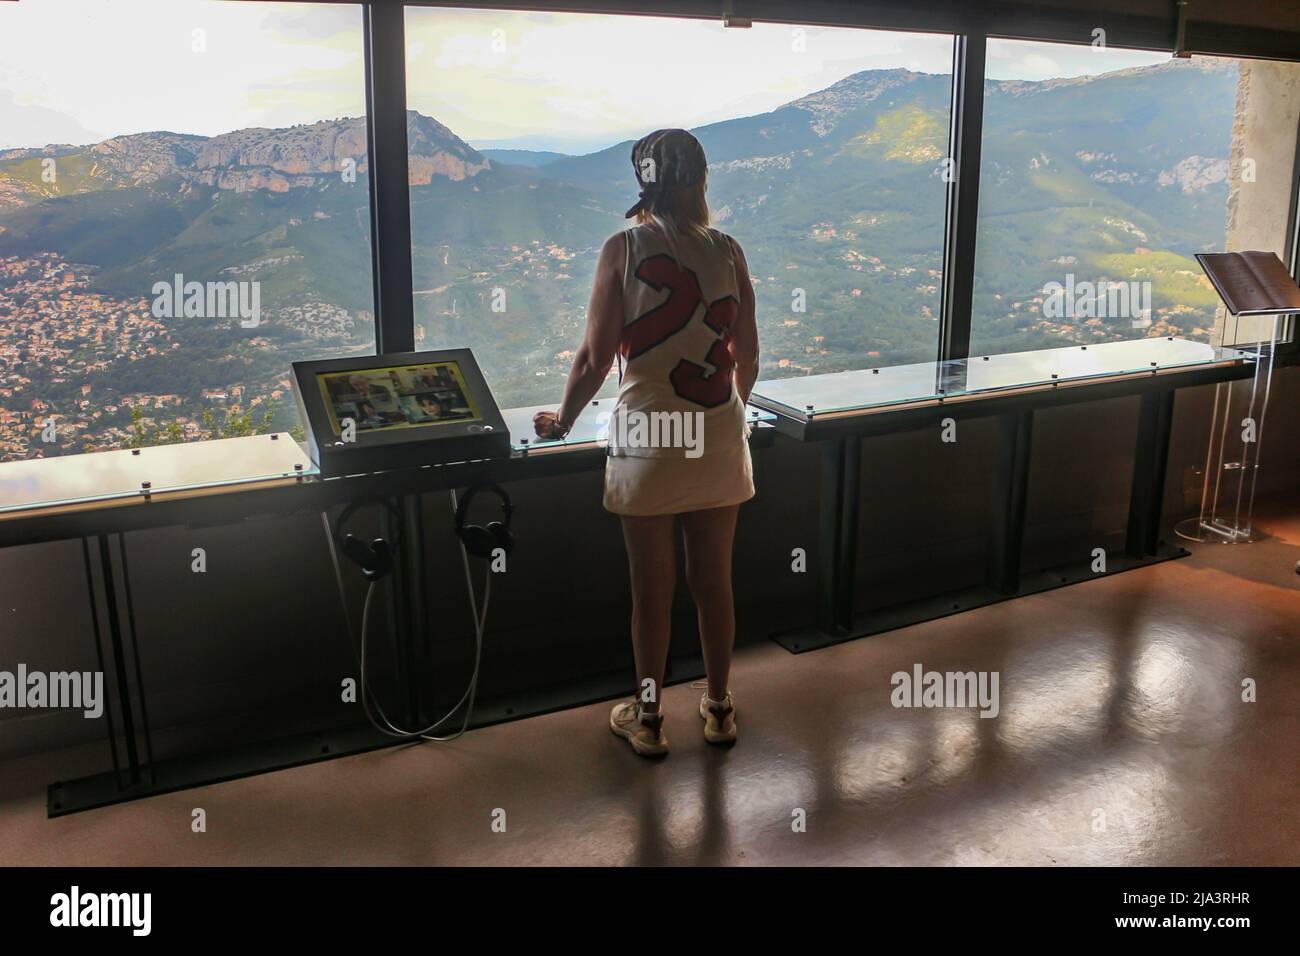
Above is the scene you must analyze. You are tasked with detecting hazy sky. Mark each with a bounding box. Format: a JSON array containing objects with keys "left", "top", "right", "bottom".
[
  {"left": 0, "top": 1, "right": 1174, "bottom": 153},
  {"left": 405, "top": 9, "right": 956, "bottom": 152},
  {"left": 0, "top": 0, "right": 366, "bottom": 147}
]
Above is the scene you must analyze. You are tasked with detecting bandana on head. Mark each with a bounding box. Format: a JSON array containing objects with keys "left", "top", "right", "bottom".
[{"left": 624, "top": 128, "right": 707, "bottom": 218}]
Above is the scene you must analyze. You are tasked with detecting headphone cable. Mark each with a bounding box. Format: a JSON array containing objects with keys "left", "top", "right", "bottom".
[{"left": 321, "top": 489, "right": 490, "bottom": 741}]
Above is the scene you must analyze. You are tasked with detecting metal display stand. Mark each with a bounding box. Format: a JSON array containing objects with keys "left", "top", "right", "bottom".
[
  {"left": 749, "top": 337, "right": 1255, "bottom": 653},
  {"left": 1175, "top": 252, "right": 1300, "bottom": 545},
  {"left": 1, "top": 417, "right": 772, "bottom": 816}
]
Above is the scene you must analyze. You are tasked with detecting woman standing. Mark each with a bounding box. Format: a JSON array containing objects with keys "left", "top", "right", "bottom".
[{"left": 535, "top": 128, "right": 759, "bottom": 757}]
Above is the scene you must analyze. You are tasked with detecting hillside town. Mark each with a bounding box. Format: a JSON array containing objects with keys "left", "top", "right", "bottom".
[{"left": 0, "top": 252, "right": 353, "bottom": 459}]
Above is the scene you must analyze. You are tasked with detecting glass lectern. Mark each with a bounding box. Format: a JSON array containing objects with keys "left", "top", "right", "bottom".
[{"left": 1175, "top": 251, "right": 1300, "bottom": 544}]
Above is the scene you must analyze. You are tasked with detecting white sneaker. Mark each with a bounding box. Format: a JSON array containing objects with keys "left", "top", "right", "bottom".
[
  {"left": 610, "top": 700, "right": 669, "bottom": 756},
  {"left": 699, "top": 692, "right": 737, "bottom": 745}
]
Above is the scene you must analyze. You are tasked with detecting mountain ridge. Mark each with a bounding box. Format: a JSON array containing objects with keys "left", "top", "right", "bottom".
[
  {"left": 0, "top": 112, "right": 492, "bottom": 202},
  {"left": 0, "top": 59, "right": 1234, "bottom": 199},
  {"left": 0, "top": 55, "right": 1242, "bottom": 458}
]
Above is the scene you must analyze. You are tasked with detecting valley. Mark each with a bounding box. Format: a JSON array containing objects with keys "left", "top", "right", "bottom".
[{"left": 0, "top": 58, "right": 1239, "bottom": 459}]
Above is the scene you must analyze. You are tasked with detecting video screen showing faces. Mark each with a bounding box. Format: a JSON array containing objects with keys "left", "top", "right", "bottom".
[{"left": 318, "top": 362, "right": 480, "bottom": 436}]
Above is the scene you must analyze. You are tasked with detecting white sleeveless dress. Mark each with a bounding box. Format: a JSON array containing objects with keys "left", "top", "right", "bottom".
[{"left": 603, "top": 224, "right": 755, "bottom": 516}]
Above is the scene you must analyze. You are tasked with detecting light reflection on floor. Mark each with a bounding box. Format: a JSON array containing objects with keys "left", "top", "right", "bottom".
[{"left": 0, "top": 509, "right": 1295, "bottom": 866}]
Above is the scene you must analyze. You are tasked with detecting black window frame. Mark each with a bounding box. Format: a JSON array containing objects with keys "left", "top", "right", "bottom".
[{"left": 352, "top": 0, "right": 1300, "bottom": 366}]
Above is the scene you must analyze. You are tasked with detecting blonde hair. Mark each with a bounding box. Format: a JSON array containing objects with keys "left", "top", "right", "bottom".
[{"left": 634, "top": 176, "right": 720, "bottom": 260}]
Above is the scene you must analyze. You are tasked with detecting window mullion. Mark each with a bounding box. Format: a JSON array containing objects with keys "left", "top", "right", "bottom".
[
  {"left": 364, "top": 1, "right": 416, "bottom": 355},
  {"left": 938, "top": 31, "right": 986, "bottom": 364}
]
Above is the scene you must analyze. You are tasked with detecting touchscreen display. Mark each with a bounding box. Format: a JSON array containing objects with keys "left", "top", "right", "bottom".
[{"left": 317, "top": 362, "right": 482, "bottom": 436}]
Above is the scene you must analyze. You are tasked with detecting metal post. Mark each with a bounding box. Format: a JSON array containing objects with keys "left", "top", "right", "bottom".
[
  {"left": 95, "top": 534, "right": 143, "bottom": 784},
  {"left": 1127, "top": 390, "right": 1174, "bottom": 557},
  {"left": 988, "top": 411, "right": 1033, "bottom": 593},
  {"left": 81, "top": 537, "right": 122, "bottom": 788},
  {"left": 835, "top": 437, "right": 862, "bottom": 630},
  {"left": 816, "top": 439, "right": 845, "bottom": 635}
]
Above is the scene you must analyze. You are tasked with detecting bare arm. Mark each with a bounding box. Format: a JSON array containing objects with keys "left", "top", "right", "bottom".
[
  {"left": 728, "top": 237, "right": 759, "bottom": 406},
  {"left": 534, "top": 232, "right": 625, "bottom": 438}
]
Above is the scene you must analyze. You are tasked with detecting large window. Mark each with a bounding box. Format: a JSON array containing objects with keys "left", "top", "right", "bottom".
[
  {"left": 7, "top": 5, "right": 1296, "bottom": 462},
  {"left": 404, "top": 8, "right": 954, "bottom": 409},
  {"left": 0, "top": 0, "right": 374, "bottom": 461},
  {"left": 971, "top": 38, "right": 1300, "bottom": 357}
]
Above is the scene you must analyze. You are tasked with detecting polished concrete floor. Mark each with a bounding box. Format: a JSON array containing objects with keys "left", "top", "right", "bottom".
[{"left": 2, "top": 507, "right": 1297, "bottom": 866}]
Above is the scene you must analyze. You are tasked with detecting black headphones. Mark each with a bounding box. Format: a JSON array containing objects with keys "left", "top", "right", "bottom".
[
  {"left": 455, "top": 483, "right": 515, "bottom": 559},
  {"left": 334, "top": 498, "right": 404, "bottom": 581}
]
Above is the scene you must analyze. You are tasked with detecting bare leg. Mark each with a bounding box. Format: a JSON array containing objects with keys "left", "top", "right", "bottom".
[
  {"left": 619, "top": 514, "right": 677, "bottom": 714},
  {"left": 681, "top": 504, "right": 741, "bottom": 701}
]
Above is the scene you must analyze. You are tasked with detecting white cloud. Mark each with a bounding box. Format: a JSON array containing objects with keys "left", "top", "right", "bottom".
[
  {"left": 1016, "top": 52, "right": 1063, "bottom": 80},
  {"left": 0, "top": 0, "right": 365, "bottom": 148},
  {"left": 0, "top": 2, "right": 1184, "bottom": 153},
  {"left": 985, "top": 38, "right": 1170, "bottom": 82},
  {"left": 407, "top": 10, "right": 954, "bottom": 147}
]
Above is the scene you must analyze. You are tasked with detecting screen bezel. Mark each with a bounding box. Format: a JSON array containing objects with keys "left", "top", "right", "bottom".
[
  {"left": 316, "top": 360, "right": 484, "bottom": 438},
  {"left": 291, "top": 348, "right": 508, "bottom": 456}
]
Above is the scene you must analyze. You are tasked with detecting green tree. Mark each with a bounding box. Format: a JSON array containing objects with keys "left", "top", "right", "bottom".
[
  {"left": 120, "top": 405, "right": 184, "bottom": 449},
  {"left": 118, "top": 402, "right": 278, "bottom": 449},
  {"left": 200, "top": 403, "right": 276, "bottom": 440}
]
